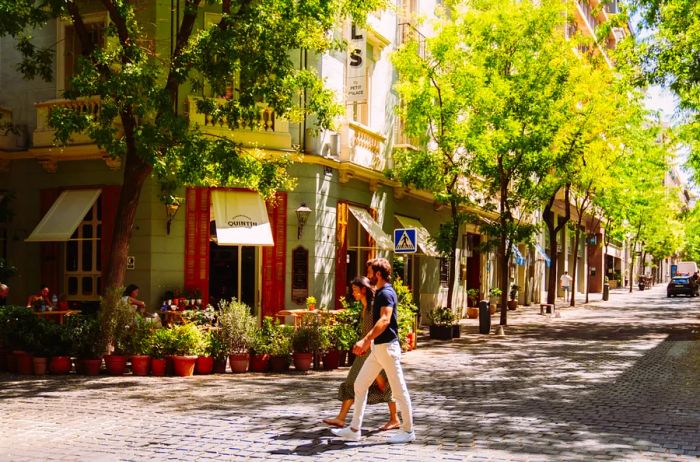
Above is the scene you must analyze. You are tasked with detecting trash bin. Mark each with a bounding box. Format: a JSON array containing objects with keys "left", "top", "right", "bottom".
[
  {"left": 479, "top": 300, "right": 491, "bottom": 335},
  {"left": 603, "top": 283, "right": 609, "bottom": 301}
]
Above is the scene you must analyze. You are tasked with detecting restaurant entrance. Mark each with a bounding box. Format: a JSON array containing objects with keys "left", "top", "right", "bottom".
[{"left": 209, "top": 243, "right": 256, "bottom": 308}]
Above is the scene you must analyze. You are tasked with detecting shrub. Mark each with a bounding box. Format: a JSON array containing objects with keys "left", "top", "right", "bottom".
[
  {"left": 427, "top": 306, "right": 456, "bottom": 327},
  {"left": 269, "top": 324, "right": 294, "bottom": 357},
  {"left": 146, "top": 328, "right": 179, "bottom": 359},
  {"left": 171, "top": 323, "right": 205, "bottom": 356},
  {"left": 67, "top": 315, "right": 104, "bottom": 358},
  {"left": 98, "top": 287, "right": 136, "bottom": 355},
  {"left": 218, "top": 299, "right": 257, "bottom": 354}
]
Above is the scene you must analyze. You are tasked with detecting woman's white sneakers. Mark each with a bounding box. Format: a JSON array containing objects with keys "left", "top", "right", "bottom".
[
  {"left": 330, "top": 427, "right": 416, "bottom": 444},
  {"left": 330, "top": 427, "right": 361, "bottom": 441},
  {"left": 388, "top": 430, "right": 416, "bottom": 444}
]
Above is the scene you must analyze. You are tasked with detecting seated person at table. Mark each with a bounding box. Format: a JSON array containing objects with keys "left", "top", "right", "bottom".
[
  {"left": 57, "top": 293, "right": 70, "bottom": 311},
  {"left": 26, "top": 284, "right": 53, "bottom": 310},
  {"left": 122, "top": 284, "right": 146, "bottom": 315}
]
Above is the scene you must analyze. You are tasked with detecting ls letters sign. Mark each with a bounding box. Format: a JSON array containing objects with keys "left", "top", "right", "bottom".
[{"left": 347, "top": 24, "right": 367, "bottom": 103}]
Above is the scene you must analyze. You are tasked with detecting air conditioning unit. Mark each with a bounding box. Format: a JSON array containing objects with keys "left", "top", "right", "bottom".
[
  {"left": 612, "top": 27, "right": 626, "bottom": 41},
  {"left": 305, "top": 129, "right": 339, "bottom": 157}
]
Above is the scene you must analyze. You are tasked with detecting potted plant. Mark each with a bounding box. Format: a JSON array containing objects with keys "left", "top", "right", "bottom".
[
  {"left": 292, "top": 324, "right": 314, "bottom": 371},
  {"left": 305, "top": 296, "right": 316, "bottom": 311},
  {"left": 147, "top": 328, "right": 178, "bottom": 376},
  {"left": 428, "top": 307, "right": 456, "bottom": 340},
  {"left": 45, "top": 322, "right": 73, "bottom": 374},
  {"left": 195, "top": 329, "right": 215, "bottom": 375},
  {"left": 268, "top": 324, "right": 293, "bottom": 372},
  {"left": 208, "top": 328, "right": 228, "bottom": 373},
  {"left": 218, "top": 299, "right": 256, "bottom": 373},
  {"left": 26, "top": 319, "right": 52, "bottom": 375},
  {"left": 466, "top": 289, "right": 479, "bottom": 319},
  {"left": 336, "top": 296, "right": 362, "bottom": 365},
  {"left": 488, "top": 288, "right": 502, "bottom": 315},
  {"left": 249, "top": 317, "right": 275, "bottom": 372},
  {"left": 128, "top": 316, "right": 157, "bottom": 376},
  {"left": 508, "top": 284, "right": 520, "bottom": 310},
  {"left": 99, "top": 287, "right": 135, "bottom": 375},
  {"left": 68, "top": 316, "right": 104, "bottom": 376},
  {"left": 1, "top": 305, "right": 38, "bottom": 374},
  {"left": 171, "top": 323, "right": 205, "bottom": 376}
]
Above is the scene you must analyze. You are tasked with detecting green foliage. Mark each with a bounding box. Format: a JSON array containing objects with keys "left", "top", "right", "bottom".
[
  {"left": 67, "top": 316, "right": 104, "bottom": 359},
  {"left": 509, "top": 285, "right": 520, "bottom": 301},
  {"left": 146, "top": 328, "right": 179, "bottom": 359},
  {"left": 394, "top": 277, "right": 417, "bottom": 350},
  {"left": 126, "top": 316, "right": 159, "bottom": 356},
  {"left": 0, "top": 305, "right": 38, "bottom": 350},
  {"left": 427, "top": 307, "right": 456, "bottom": 327},
  {"left": 0, "top": 258, "right": 18, "bottom": 282},
  {"left": 181, "top": 306, "right": 217, "bottom": 326},
  {"left": 171, "top": 324, "right": 206, "bottom": 357},
  {"left": 489, "top": 288, "right": 502, "bottom": 298},
  {"left": 467, "top": 288, "right": 479, "bottom": 305},
  {"left": 250, "top": 316, "right": 276, "bottom": 355},
  {"left": 206, "top": 328, "right": 228, "bottom": 360},
  {"left": 269, "top": 324, "right": 294, "bottom": 357},
  {"left": 98, "top": 287, "right": 135, "bottom": 355},
  {"left": 292, "top": 313, "right": 331, "bottom": 354},
  {"left": 218, "top": 299, "right": 257, "bottom": 354}
]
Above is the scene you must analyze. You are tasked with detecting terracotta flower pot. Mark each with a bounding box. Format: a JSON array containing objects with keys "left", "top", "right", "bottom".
[
  {"left": 165, "top": 355, "right": 175, "bottom": 375},
  {"left": 322, "top": 350, "right": 340, "bottom": 370},
  {"left": 130, "top": 355, "right": 151, "bottom": 376},
  {"left": 151, "top": 358, "right": 167, "bottom": 376},
  {"left": 213, "top": 357, "right": 227, "bottom": 374},
  {"left": 173, "top": 355, "right": 197, "bottom": 377},
  {"left": 293, "top": 352, "right": 313, "bottom": 372},
  {"left": 507, "top": 300, "right": 518, "bottom": 311},
  {"left": 269, "top": 355, "right": 290, "bottom": 372},
  {"left": 467, "top": 307, "right": 479, "bottom": 319},
  {"left": 16, "top": 351, "right": 34, "bottom": 375},
  {"left": 78, "top": 358, "right": 103, "bottom": 376},
  {"left": 229, "top": 353, "right": 250, "bottom": 373},
  {"left": 33, "top": 356, "right": 48, "bottom": 375},
  {"left": 49, "top": 356, "right": 72, "bottom": 375},
  {"left": 104, "top": 354, "right": 128, "bottom": 375},
  {"left": 195, "top": 356, "right": 214, "bottom": 375},
  {"left": 250, "top": 353, "right": 270, "bottom": 372}
]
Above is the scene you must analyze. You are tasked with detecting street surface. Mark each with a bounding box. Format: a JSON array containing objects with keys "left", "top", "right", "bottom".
[{"left": 1, "top": 285, "right": 699, "bottom": 461}]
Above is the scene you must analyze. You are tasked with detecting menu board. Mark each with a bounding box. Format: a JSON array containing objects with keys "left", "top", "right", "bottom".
[{"left": 291, "top": 246, "right": 308, "bottom": 303}]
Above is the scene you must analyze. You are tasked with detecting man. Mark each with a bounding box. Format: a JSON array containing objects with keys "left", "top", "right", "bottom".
[
  {"left": 26, "top": 284, "right": 52, "bottom": 310},
  {"left": 0, "top": 283, "right": 8, "bottom": 306},
  {"left": 332, "top": 258, "right": 415, "bottom": 443},
  {"left": 560, "top": 271, "right": 572, "bottom": 301}
]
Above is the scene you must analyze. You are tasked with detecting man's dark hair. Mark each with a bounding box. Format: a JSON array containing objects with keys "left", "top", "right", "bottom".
[
  {"left": 365, "top": 258, "right": 376, "bottom": 269},
  {"left": 371, "top": 258, "right": 392, "bottom": 282}
]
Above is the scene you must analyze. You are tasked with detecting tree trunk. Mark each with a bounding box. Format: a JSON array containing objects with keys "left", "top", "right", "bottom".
[
  {"left": 499, "top": 173, "right": 509, "bottom": 326},
  {"left": 103, "top": 151, "right": 153, "bottom": 292},
  {"left": 628, "top": 240, "right": 636, "bottom": 293},
  {"left": 445, "top": 198, "right": 459, "bottom": 310},
  {"left": 570, "top": 226, "right": 581, "bottom": 306},
  {"left": 543, "top": 184, "right": 570, "bottom": 306}
]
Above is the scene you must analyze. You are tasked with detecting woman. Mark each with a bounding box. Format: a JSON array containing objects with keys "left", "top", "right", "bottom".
[
  {"left": 322, "top": 276, "right": 400, "bottom": 431},
  {"left": 122, "top": 284, "right": 146, "bottom": 314}
]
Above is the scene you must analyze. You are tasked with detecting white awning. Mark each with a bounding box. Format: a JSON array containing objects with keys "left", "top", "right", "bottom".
[
  {"left": 211, "top": 190, "right": 273, "bottom": 246},
  {"left": 395, "top": 214, "right": 440, "bottom": 257},
  {"left": 26, "top": 189, "right": 102, "bottom": 242},
  {"left": 347, "top": 205, "right": 393, "bottom": 250}
]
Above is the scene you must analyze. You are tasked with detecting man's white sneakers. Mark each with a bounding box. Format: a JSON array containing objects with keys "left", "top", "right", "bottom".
[
  {"left": 331, "top": 427, "right": 362, "bottom": 441},
  {"left": 388, "top": 430, "right": 416, "bottom": 444}
]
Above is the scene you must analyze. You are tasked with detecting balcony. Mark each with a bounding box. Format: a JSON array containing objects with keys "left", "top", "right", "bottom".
[
  {"left": 187, "top": 97, "right": 292, "bottom": 151},
  {"left": 33, "top": 97, "right": 102, "bottom": 148},
  {"left": 347, "top": 121, "right": 387, "bottom": 171}
]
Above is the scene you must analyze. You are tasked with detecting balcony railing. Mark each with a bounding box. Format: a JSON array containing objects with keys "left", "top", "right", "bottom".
[
  {"left": 348, "top": 121, "right": 386, "bottom": 170},
  {"left": 33, "top": 97, "right": 101, "bottom": 147},
  {"left": 187, "top": 97, "right": 291, "bottom": 150}
]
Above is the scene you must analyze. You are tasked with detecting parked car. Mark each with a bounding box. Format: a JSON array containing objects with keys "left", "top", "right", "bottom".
[{"left": 667, "top": 276, "right": 698, "bottom": 297}]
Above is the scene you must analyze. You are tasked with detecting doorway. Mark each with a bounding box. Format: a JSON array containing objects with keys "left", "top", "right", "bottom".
[{"left": 209, "top": 243, "right": 257, "bottom": 308}]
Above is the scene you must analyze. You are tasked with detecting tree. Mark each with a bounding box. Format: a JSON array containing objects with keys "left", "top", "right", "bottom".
[{"left": 0, "top": 0, "right": 383, "bottom": 293}]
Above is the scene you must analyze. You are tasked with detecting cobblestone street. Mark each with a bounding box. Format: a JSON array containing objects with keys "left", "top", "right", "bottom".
[{"left": 2, "top": 285, "right": 699, "bottom": 461}]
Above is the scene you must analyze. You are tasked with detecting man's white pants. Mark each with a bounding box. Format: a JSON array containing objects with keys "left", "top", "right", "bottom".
[
  {"left": 562, "top": 286, "right": 570, "bottom": 300},
  {"left": 351, "top": 341, "right": 413, "bottom": 432}
]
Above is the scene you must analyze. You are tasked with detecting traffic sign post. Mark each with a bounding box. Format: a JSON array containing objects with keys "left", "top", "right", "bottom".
[{"left": 394, "top": 228, "right": 417, "bottom": 254}]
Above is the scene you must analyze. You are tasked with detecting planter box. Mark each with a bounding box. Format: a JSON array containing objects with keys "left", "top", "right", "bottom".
[{"left": 429, "top": 325, "right": 453, "bottom": 341}]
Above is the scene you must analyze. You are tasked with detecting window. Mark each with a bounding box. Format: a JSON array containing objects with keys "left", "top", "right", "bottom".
[
  {"left": 64, "top": 198, "right": 101, "bottom": 300},
  {"left": 58, "top": 13, "right": 107, "bottom": 96},
  {"left": 440, "top": 257, "right": 450, "bottom": 287}
]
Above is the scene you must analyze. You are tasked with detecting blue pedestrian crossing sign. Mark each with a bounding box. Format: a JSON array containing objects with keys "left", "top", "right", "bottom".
[{"left": 394, "top": 228, "right": 417, "bottom": 253}]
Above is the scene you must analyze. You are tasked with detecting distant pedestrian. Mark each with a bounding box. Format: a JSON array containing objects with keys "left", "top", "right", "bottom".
[
  {"left": 0, "top": 283, "right": 8, "bottom": 306},
  {"left": 560, "top": 271, "right": 572, "bottom": 301},
  {"left": 331, "top": 258, "right": 415, "bottom": 444}
]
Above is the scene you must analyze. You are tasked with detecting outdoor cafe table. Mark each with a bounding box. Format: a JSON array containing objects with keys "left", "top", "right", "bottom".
[
  {"left": 33, "top": 309, "right": 81, "bottom": 324},
  {"left": 276, "top": 309, "right": 338, "bottom": 328}
]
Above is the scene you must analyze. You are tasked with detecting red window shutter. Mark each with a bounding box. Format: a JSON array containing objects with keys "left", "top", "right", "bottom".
[
  {"left": 39, "top": 189, "right": 61, "bottom": 295},
  {"left": 334, "top": 201, "right": 349, "bottom": 309},
  {"left": 100, "top": 185, "right": 121, "bottom": 291},
  {"left": 184, "top": 188, "right": 210, "bottom": 305},
  {"left": 262, "top": 192, "right": 287, "bottom": 318}
]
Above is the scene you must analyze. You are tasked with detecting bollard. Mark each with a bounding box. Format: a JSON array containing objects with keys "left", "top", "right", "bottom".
[
  {"left": 603, "top": 283, "right": 609, "bottom": 301},
  {"left": 478, "top": 300, "right": 491, "bottom": 335}
]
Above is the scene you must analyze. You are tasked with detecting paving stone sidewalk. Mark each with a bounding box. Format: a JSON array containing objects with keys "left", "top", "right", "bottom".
[{"left": 1, "top": 284, "right": 699, "bottom": 461}]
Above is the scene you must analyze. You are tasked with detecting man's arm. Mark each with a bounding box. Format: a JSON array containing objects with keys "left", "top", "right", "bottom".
[{"left": 353, "top": 305, "right": 392, "bottom": 355}]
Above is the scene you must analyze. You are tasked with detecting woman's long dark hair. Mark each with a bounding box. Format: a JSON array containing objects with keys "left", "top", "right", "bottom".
[
  {"left": 123, "top": 284, "right": 139, "bottom": 297},
  {"left": 351, "top": 276, "right": 374, "bottom": 309}
]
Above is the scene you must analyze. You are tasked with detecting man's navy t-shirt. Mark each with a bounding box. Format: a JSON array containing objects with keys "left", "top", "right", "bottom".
[{"left": 373, "top": 283, "right": 399, "bottom": 344}]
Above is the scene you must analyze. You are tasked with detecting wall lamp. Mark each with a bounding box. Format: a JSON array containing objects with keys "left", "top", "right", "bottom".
[
  {"left": 165, "top": 199, "right": 182, "bottom": 235},
  {"left": 296, "top": 202, "right": 312, "bottom": 239}
]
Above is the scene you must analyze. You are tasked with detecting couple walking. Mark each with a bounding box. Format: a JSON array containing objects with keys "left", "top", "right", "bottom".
[{"left": 323, "top": 258, "right": 415, "bottom": 444}]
